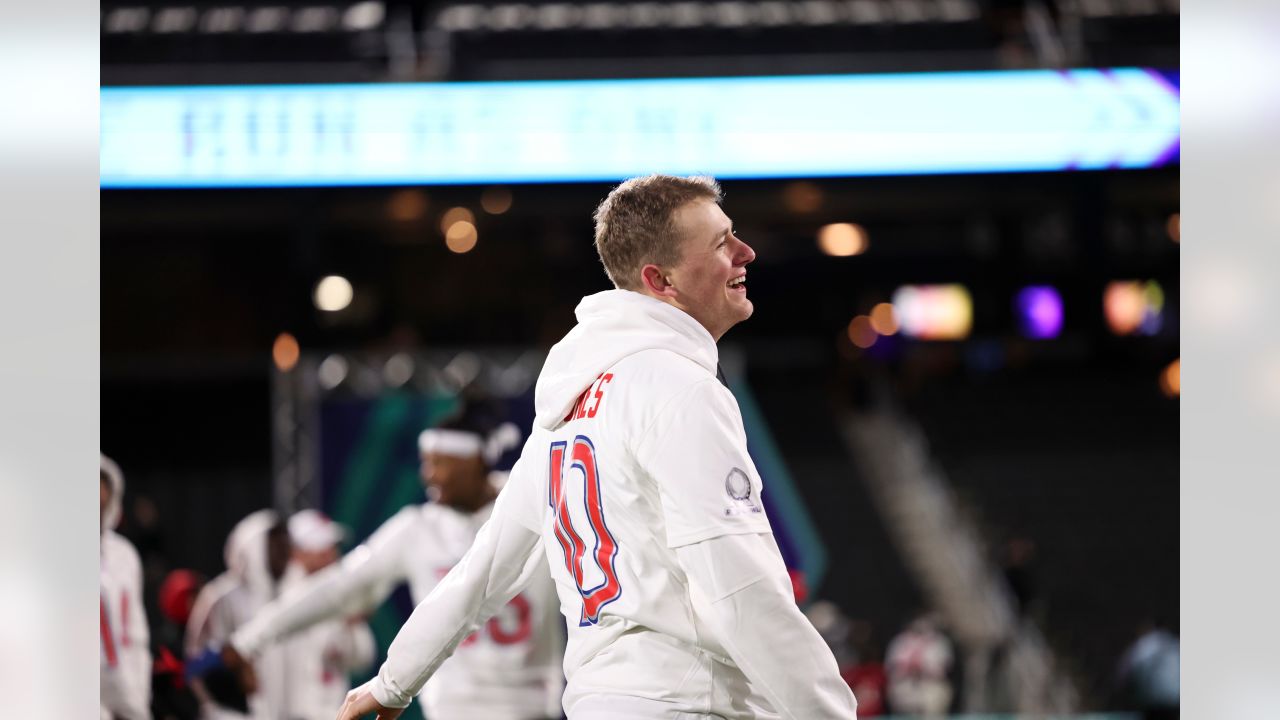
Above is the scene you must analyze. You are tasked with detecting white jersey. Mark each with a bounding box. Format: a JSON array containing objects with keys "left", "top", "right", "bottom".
[
  {"left": 101, "top": 530, "right": 152, "bottom": 720},
  {"left": 232, "top": 494, "right": 564, "bottom": 720},
  {"left": 369, "top": 290, "right": 856, "bottom": 720},
  {"left": 277, "top": 564, "right": 377, "bottom": 720}
]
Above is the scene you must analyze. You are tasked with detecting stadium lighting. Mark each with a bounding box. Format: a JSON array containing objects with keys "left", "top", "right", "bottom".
[
  {"left": 817, "top": 223, "right": 868, "bottom": 257},
  {"left": 343, "top": 1, "right": 385, "bottom": 31},
  {"left": 272, "top": 333, "right": 300, "bottom": 372},
  {"left": 314, "top": 275, "right": 354, "bottom": 312},
  {"left": 246, "top": 7, "right": 289, "bottom": 32},
  {"left": 318, "top": 355, "right": 349, "bottom": 389},
  {"left": 1014, "top": 286, "right": 1064, "bottom": 339},
  {"left": 104, "top": 7, "right": 151, "bottom": 33},
  {"left": 1104, "top": 280, "right": 1163, "bottom": 336},
  {"left": 481, "top": 187, "right": 513, "bottom": 215},
  {"left": 383, "top": 353, "right": 414, "bottom": 387},
  {"left": 847, "top": 315, "right": 877, "bottom": 349},
  {"left": 439, "top": 207, "right": 476, "bottom": 234},
  {"left": 387, "top": 189, "right": 429, "bottom": 222},
  {"left": 1159, "top": 358, "right": 1180, "bottom": 398},
  {"left": 445, "top": 221, "right": 478, "bottom": 253},
  {"left": 152, "top": 7, "right": 198, "bottom": 32},
  {"left": 892, "top": 284, "right": 973, "bottom": 340},
  {"left": 869, "top": 302, "right": 898, "bottom": 336}
]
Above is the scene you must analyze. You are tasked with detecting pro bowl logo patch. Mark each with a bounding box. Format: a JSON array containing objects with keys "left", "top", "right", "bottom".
[{"left": 724, "top": 468, "right": 762, "bottom": 516}]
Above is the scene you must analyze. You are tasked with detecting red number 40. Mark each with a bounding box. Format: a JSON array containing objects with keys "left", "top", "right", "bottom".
[{"left": 549, "top": 436, "right": 621, "bottom": 626}]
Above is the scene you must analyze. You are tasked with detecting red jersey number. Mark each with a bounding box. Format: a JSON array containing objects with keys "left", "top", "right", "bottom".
[{"left": 549, "top": 436, "right": 622, "bottom": 626}]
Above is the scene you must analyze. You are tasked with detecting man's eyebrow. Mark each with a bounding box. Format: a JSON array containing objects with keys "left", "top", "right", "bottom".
[{"left": 711, "top": 226, "right": 732, "bottom": 245}]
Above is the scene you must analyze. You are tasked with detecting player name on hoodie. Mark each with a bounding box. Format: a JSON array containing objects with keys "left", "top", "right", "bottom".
[{"left": 561, "top": 372, "right": 614, "bottom": 424}]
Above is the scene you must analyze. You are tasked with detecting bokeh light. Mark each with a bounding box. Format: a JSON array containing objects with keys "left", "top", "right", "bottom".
[
  {"left": 782, "top": 181, "right": 823, "bottom": 214},
  {"left": 439, "top": 207, "right": 476, "bottom": 234},
  {"left": 1104, "top": 280, "right": 1164, "bottom": 336},
  {"left": 817, "top": 223, "right": 868, "bottom": 257},
  {"left": 847, "top": 315, "right": 877, "bottom": 349},
  {"left": 313, "top": 275, "right": 354, "bottom": 312},
  {"left": 445, "top": 220, "right": 478, "bottom": 253},
  {"left": 272, "top": 332, "right": 300, "bottom": 372},
  {"left": 892, "top": 284, "right": 973, "bottom": 340},
  {"left": 481, "top": 187, "right": 513, "bottom": 215},
  {"left": 387, "top": 189, "right": 428, "bottom": 222},
  {"left": 1015, "top": 285, "right": 1064, "bottom": 339},
  {"left": 1166, "top": 212, "right": 1179, "bottom": 243},
  {"left": 1160, "top": 358, "right": 1180, "bottom": 398},
  {"left": 869, "top": 302, "right": 898, "bottom": 336}
]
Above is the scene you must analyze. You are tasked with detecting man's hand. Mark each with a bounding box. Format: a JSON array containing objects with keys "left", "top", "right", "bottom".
[{"left": 335, "top": 684, "right": 404, "bottom": 720}]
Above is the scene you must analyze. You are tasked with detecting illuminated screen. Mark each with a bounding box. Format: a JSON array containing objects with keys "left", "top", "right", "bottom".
[{"left": 101, "top": 68, "right": 1179, "bottom": 188}]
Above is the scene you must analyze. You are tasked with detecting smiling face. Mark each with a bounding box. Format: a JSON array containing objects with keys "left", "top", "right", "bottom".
[{"left": 659, "top": 199, "right": 757, "bottom": 340}]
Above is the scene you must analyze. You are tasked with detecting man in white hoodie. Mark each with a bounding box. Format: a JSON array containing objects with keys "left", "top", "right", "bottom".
[
  {"left": 224, "top": 401, "right": 564, "bottom": 720},
  {"left": 185, "top": 510, "right": 292, "bottom": 719},
  {"left": 101, "top": 455, "right": 153, "bottom": 720},
  {"left": 338, "top": 174, "right": 858, "bottom": 720}
]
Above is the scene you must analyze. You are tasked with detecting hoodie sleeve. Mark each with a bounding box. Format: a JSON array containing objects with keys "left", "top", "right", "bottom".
[
  {"left": 676, "top": 532, "right": 858, "bottom": 720},
  {"left": 231, "top": 509, "right": 415, "bottom": 656},
  {"left": 366, "top": 453, "right": 546, "bottom": 709},
  {"left": 635, "top": 378, "right": 773, "bottom": 548}
]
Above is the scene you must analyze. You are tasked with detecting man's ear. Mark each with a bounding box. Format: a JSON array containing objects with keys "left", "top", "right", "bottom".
[{"left": 640, "top": 264, "right": 676, "bottom": 298}]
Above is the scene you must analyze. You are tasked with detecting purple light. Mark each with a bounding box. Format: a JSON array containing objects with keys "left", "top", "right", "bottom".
[{"left": 1015, "top": 286, "right": 1064, "bottom": 339}]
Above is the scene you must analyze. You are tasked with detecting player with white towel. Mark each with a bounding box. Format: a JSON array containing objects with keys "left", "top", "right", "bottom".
[
  {"left": 337, "top": 175, "right": 857, "bottom": 720},
  {"left": 226, "top": 401, "right": 565, "bottom": 720}
]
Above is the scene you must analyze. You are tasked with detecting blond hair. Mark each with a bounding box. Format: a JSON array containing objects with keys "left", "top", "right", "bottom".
[{"left": 592, "top": 174, "right": 723, "bottom": 290}]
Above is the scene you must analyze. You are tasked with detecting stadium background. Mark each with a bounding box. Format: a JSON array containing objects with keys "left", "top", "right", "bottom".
[{"left": 100, "top": 1, "right": 1178, "bottom": 716}]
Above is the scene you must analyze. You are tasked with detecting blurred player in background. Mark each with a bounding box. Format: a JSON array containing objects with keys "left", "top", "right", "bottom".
[
  {"left": 884, "top": 613, "right": 954, "bottom": 718},
  {"left": 279, "top": 510, "right": 377, "bottom": 720},
  {"left": 224, "top": 399, "right": 565, "bottom": 720},
  {"left": 101, "top": 454, "right": 153, "bottom": 720},
  {"left": 185, "top": 510, "right": 292, "bottom": 719},
  {"left": 338, "top": 174, "right": 856, "bottom": 720}
]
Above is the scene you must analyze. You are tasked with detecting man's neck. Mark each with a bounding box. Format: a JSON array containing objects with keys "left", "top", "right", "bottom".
[{"left": 629, "top": 287, "right": 724, "bottom": 342}]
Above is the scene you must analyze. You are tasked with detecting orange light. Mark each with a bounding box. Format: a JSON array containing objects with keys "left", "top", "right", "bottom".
[
  {"left": 847, "top": 315, "right": 877, "bottom": 349},
  {"left": 1160, "top": 358, "right": 1180, "bottom": 398},
  {"left": 387, "top": 189, "right": 428, "bottom": 222},
  {"left": 439, "top": 207, "right": 475, "bottom": 234},
  {"left": 1166, "top": 213, "right": 1180, "bottom": 244},
  {"left": 445, "top": 221, "right": 478, "bottom": 254},
  {"left": 817, "top": 223, "right": 868, "bottom": 257},
  {"left": 782, "top": 181, "right": 823, "bottom": 214},
  {"left": 1105, "top": 280, "right": 1163, "bottom": 336},
  {"left": 273, "top": 333, "right": 300, "bottom": 372},
  {"left": 869, "top": 302, "right": 898, "bottom": 336},
  {"left": 481, "top": 187, "right": 513, "bottom": 215}
]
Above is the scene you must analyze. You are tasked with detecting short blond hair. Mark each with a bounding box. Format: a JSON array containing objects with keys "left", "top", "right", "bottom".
[{"left": 593, "top": 175, "right": 723, "bottom": 290}]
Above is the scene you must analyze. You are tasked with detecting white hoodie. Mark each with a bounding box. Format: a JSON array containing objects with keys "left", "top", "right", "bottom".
[
  {"left": 185, "top": 510, "right": 288, "bottom": 720},
  {"left": 100, "top": 455, "right": 152, "bottom": 720},
  {"left": 369, "top": 290, "right": 856, "bottom": 719}
]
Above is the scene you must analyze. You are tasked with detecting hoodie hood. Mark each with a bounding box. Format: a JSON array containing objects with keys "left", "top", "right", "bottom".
[
  {"left": 223, "top": 509, "right": 281, "bottom": 597},
  {"left": 100, "top": 454, "right": 125, "bottom": 534},
  {"left": 534, "top": 290, "right": 718, "bottom": 429}
]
